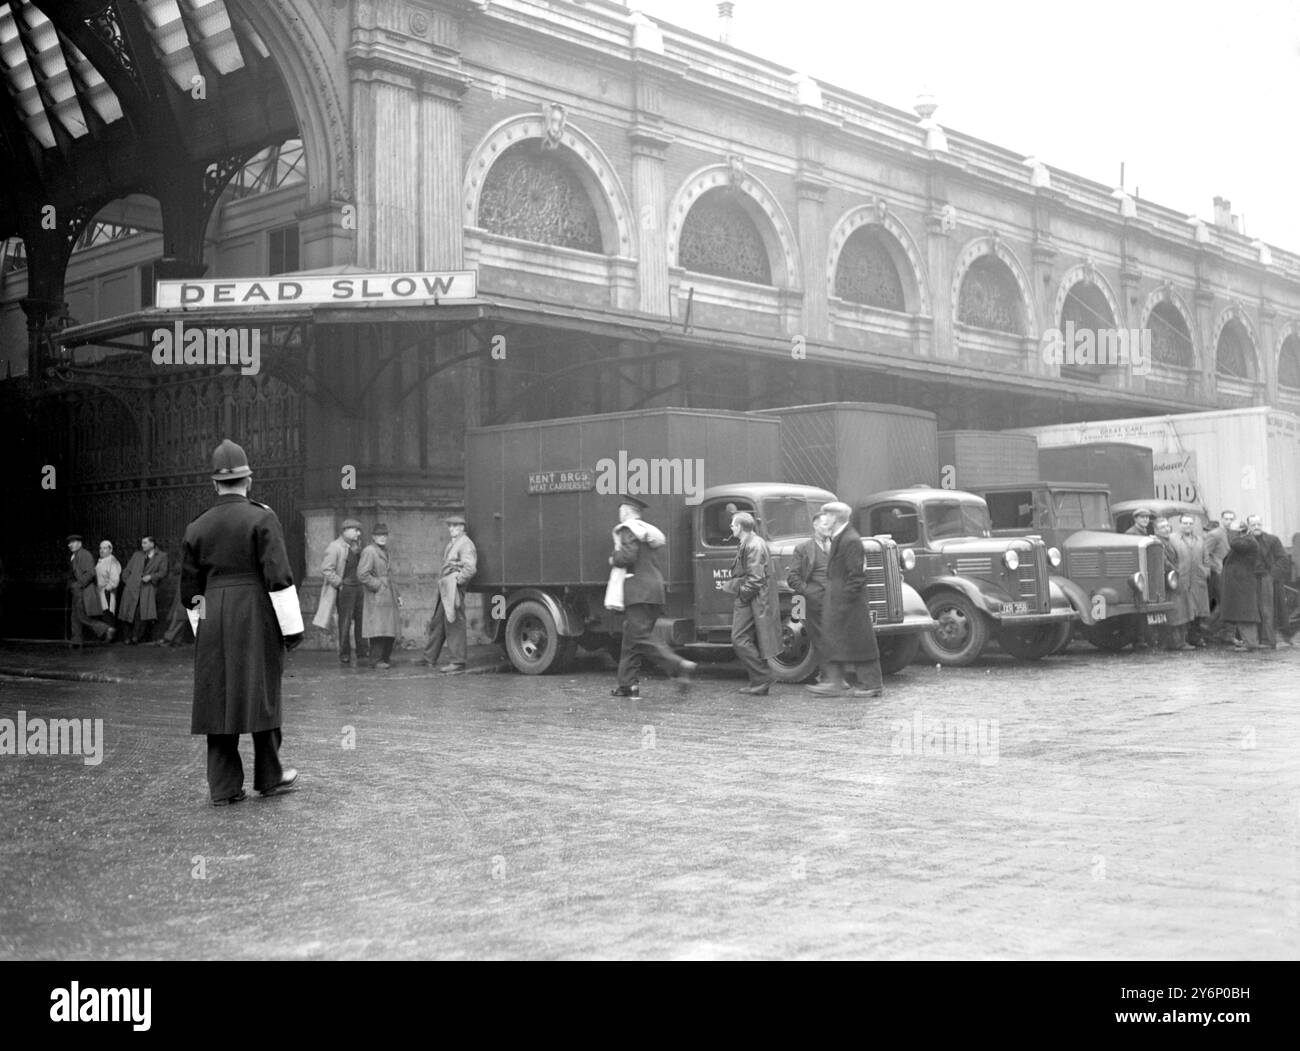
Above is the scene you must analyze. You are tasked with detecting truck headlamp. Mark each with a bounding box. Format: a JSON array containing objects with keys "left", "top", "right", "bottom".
[
  {"left": 901, "top": 548, "right": 916, "bottom": 570},
  {"left": 1166, "top": 569, "right": 1179, "bottom": 591},
  {"left": 1047, "top": 547, "right": 1062, "bottom": 568},
  {"left": 1003, "top": 549, "right": 1020, "bottom": 571},
  {"left": 1129, "top": 571, "right": 1146, "bottom": 594}
]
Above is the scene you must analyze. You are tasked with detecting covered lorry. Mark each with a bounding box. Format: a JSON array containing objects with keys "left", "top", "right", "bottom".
[{"left": 464, "top": 408, "right": 935, "bottom": 678}]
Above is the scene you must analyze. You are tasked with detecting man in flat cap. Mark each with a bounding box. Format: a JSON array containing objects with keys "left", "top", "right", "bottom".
[
  {"left": 66, "top": 534, "right": 113, "bottom": 647},
  {"left": 1125, "top": 508, "right": 1153, "bottom": 536},
  {"left": 182, "top": 438, "right": 303, "bottom": 806},
  {"left": 607, "top": 496, "right": 696, "bottom": 697},
  {"left": 313, "top": 518, "right": 367, "bottom": 665},
  {"left": 421, "top": 514, "right": 477, "bottom": 673}
]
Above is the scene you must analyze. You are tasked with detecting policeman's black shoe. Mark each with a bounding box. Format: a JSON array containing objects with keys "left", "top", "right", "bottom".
[
  {"left": 259, "top": 769, "right": 299, "bottom": 797},
  {"left": 212, "top": 789, "right": 247, "bottom": 807},
  {"left": 611, "top": 684, "right": 640, "bottom": 698}
]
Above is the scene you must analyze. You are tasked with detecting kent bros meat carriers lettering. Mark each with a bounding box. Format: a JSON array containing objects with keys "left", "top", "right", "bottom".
[{"left": 464, "top": 408, "right": 936, "bottom": 678}]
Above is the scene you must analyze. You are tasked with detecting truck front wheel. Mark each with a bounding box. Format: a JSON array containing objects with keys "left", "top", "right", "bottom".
[
  {"left": 878, "top": 633, "right": 922, "bottom": 675},
  {"left": 504, "top": 600, "right": 577, "bottom": 675},
  {"left": 1082, "top": 615, "right": 1139, "bottom": 652},
  {"left": 919, "top": 592, "right": 989, "bottom": 667},
  {"left": 769, "top": 617, "right": 821, "bottom": 683},
  {"left": 998, "top": 622, "right": 1063, "bottom": 660}
]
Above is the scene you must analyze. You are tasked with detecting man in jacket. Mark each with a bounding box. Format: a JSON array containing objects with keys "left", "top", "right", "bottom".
[
  {"left": 119, "top": 536, "right": 169, "bottom": 644},
  {"left": 787, "top": 511, "right": 832, "bottom": 683},
  {"left": 421, "top": 514, "right": 478, "bottom": 673},
  {"left": 1204, "top": 510, "right": 1234, "bottom": 617},
  {"left": 182, "top": 439, "right": 302, "bottom": 806},
  {"left": 358, "top": 523, "right": 401, "bottom": 668},
  {"left": 1247, "top": 515, "right": 1289, "bottom": 648},
  {"left": 727, "top": 511, "right": 781, "bottom": 695},
  {"left": 608, "top": 496, "right": 695, "bottom": 698},
  {"left": 807, "top": 502, "right": 882, "bottom": 697},
  {"left": 95, "top": 540, "right": 122, "bottom": 638},
  {"left": 313, "top": 518, "right": 366, "bottom": 664},
  {"left": 1125, "top": 508, "right": 1153, "bottom": 536},
  {"left": 66, "top": 534, "right": 112, "bottom": 646}
]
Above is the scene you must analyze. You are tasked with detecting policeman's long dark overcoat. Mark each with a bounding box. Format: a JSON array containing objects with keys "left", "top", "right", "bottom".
[
  {"left": 182, "top": 493, "right": 294, "bottom": 734},
  {"left": 819, "top": 524, "right": 879, "bottom": 662}
]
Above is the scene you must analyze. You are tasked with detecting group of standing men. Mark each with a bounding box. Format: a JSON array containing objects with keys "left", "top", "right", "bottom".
[
  {"left": 607, "top": 497, "right": 882, "bottom": 698},
  {"left": 312, "top": 515, "right": 477, "bottom": 671},
  {"left": 65, "top": 533, "right": 169, "bottom": 646},
  {"left": 1127, "top": 507, "right": 1294, "bottom": 651}
]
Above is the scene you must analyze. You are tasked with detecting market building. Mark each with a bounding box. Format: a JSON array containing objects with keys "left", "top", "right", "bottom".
[{"left": 3, "top": 0, "right": 1300, "bottom": 638}]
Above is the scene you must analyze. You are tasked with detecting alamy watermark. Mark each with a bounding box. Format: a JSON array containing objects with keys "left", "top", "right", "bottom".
[
  {"left": 151, "top": 321, "right": 260, "bottom": 376},
  {"left": 594, "top": 450, "right": 705, "bottom": 505},
  {"left": 1040, "top": 321, "right": 1150, "bottom": 376},
  {"left": 890, "top": 708, "right": 999, "bottom": 765},
  {"left": 0, "top": 711, "right": 104, "bottom": 766}
]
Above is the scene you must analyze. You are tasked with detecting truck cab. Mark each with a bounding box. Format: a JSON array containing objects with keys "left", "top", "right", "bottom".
[
  {"left": 976, "top": 482, "right": 1177, "bottom": 652},
  {"left": 855, "top": 487, "right": 1076, "bottom": 666},
  {"left": 692, "top": 484, "right": 936, "bottom": 678}
]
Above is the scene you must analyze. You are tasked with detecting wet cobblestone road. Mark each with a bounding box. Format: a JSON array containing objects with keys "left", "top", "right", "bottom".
[{"left": 1, "top": 640, "right": 1297, "bottom": 959}]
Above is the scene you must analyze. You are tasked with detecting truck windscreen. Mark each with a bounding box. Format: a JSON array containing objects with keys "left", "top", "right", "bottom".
[
  {"left": 762, "top": 497, "right": 824, "bottom": 541},
  {"left": 1051, "top": 491, "right": 1112, "bottom": 531},
  {"left": 925, "top": 501, "right": 992, "bottom": 539}
]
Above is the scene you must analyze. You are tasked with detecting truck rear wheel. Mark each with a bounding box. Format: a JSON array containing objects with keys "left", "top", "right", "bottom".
[
  {"left": 878, "top": 633, "right": 922, "bottom": 675},
  {"left": 504, "top": 600, "right": 577, "bottom": 675},
  {"left": 919, "top": 592, "right": 988, "bottom": 667},
  {"left": 769, "top": 617, "right": 821, "bottom": 683}
]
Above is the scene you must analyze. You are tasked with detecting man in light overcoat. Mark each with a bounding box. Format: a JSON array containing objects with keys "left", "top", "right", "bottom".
[{"left": 421, "top": 514, "right": 478, "bottom": 673}]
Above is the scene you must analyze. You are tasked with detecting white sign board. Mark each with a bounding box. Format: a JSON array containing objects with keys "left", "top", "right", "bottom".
[
  {"left": 1153, "top": 451, "right": 1198, "bottom": 504},
  {"left": 155, "top": 270, "right": 477, "bottom": 309}
]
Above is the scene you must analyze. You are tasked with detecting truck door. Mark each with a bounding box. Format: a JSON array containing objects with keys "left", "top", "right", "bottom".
[{"left": 692, "top": 496, "right": 755, "bottom": 635}]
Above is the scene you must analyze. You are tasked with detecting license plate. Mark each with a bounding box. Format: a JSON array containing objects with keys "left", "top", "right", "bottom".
[
  {"left": 1147, "top": 612, "right": 1167, "bottom": 625},
  {"left": 1002, "top": 601, "right": 1029, "bottom": 614}
]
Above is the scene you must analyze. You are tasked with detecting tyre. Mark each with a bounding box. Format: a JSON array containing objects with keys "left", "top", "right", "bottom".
[
  {"left": 998, "top": 622, "right": 1063, "bottom": 660},
  {"left": 769, "top": 616, "right": 821, "bottom": 683},
  {"left": 1048, "top": 619, "right": 1073, "bottom": 655},
  {"left": 1082, "top": 615, "right": 1138, "bottom": 652},
  {"left": 919, "top": 591, "right": 989, "bottom": 667},
  {"left": 503, "top": 600, "right": 577, "bottom": 674},
  {"left": 878, "top": 632, "right": 922, "bottom": 675}
]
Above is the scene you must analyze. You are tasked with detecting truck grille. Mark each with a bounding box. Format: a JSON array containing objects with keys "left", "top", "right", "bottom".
[
  {"left": 1145, "top": 543, "right": 1166, "bottom": 601},
  {"left": 1105, "top": 549, "right": 1139, "bottom": 575},
  {"left": 1014, "top": 544, "right": 1049, "bottom": 605},
  {"left": 955, "top": 557, "right": 993, "bottom": 575},
  {"left": 863, "top": 542, "right": 904, "bottom": 623},
  {"left": 1069, "top": 550, "right": 1100, "bottom": 577}
]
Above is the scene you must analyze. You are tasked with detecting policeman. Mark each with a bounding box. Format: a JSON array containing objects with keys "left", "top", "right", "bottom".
[{"left": 182, "top": 439, "right": 304, "bottom": 806}]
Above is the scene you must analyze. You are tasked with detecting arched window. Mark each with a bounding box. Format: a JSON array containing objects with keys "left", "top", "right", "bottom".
[
  {"left": 1148, "top": 301, "right": 1194, "bottom": 368},
  {"left": 678, "top": 187, "right": 771, "bottom": 284},
  {"left": 1216, "top": 318, "right": 1254, "bottom": 379},
  {"left": 834, "top": 227, "right": 905, "bottom": 310},
  {"left": 1061, "top": 281, "right": 1115, "bottom": 332},
  {"left": 958, "top": 256, "right": 1025, "bottom": 335},
  {"left": 477, "top": 142, "right": 602, "bottom": 252},
  {"left": 1279, "top": 335, "right": 1300, "bottom": 389}
]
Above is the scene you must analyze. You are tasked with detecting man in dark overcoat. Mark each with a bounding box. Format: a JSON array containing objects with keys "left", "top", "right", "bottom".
[
  {"left": 607, "top": 496, "right": 696, "bottom": 698},
  {"left": 1247, "top": 515, "right": 1291, "bottom": 648},
  {"left": 182, "top": 439, "right": 303, "bottom": 806},
  {"left": 807, "top": 502, "right": 882, "bottom": 697},
  {"left": 66, "top": 534, "right": 112, "bottom": 646},
  {"left": 119, "top": 536, "right": 169, "bottom": 644},
  {"left": 787, "top": 511, "right": 832, "bottom": 682},
  {"left": 726, "top": 511, "right": 781, "bottom": 695},
  {"left": 1220, "top": 522, "right": 1262, "bottom": 651}
]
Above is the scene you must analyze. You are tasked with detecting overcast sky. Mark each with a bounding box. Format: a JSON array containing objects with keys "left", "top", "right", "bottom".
[{"left": 637, "top": 0, "right": 1300, "bottom": 252}]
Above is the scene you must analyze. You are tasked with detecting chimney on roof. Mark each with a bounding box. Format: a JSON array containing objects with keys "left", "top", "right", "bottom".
[
  {"left": 1213, "top": 196, "right": 1232, "bottom": 229},
  {"left": 717, "top": 2, "right": 735, "bottom": 44}
]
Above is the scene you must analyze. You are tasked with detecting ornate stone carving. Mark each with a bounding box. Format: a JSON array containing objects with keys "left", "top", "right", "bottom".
[
  {"left": 478, "top": 143, "right": 602, "bottom": 252},
  {"left": 940, "top": 204, "right": 957, "bottom": 234},
  {"left": 679, "top": 188, "right": 771, "bottom": 284},
  {"left": 726, "top": 154, "right": 745, "bottom": 188},
  {"left": 834, "top": 227, "right": 904, "bottom": 311},
  {"left": 541, "top": 103, "right": 567, "bottom": 150},
  {"left": 958, "top": 256, "right": 1024, "bottom": 335}
]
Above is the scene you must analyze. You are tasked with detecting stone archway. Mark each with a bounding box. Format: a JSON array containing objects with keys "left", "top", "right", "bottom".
[
  {"left": 463, "top": 112, "right": 635, "bottom": 258},
  {"left": 1141, "top": 284, "right": 1198, "bottom": 369},
  {"left": 666, "top": 162, "right": 800, "bottom": 288},
  {"left": 826, "top": 204, "right": 930, "bottom": 315},
  {"left": 1053, "top": 263, "right": 1122, "bottom": 333},
  {"left": 1212, "top": 303, "right": 1260, "bottom": 380},
  {"left": 951, "top": 236, "right": 1036, "bottom": 337}
]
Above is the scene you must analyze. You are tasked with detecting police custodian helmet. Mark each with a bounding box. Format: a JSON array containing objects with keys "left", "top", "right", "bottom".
[{"left": 211, "top": 439, "right": 253, "bottom": 481}]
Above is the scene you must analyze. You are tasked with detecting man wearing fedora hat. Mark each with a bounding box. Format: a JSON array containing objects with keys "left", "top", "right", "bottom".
[
  {"left": 420, "top": 514, "right": 477, "bottom": 672},
  {"left": 358, "top": 523, "right": 401, "bottom": 668},
  {"left": 66, "top": 534, "right": 112, "bottom": 646},
  {"left": 314, "top": 518, "right": 367, "bottom": 665},
  {"left": 182, "top": 438, "right": 303, "bottom": 806}
]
